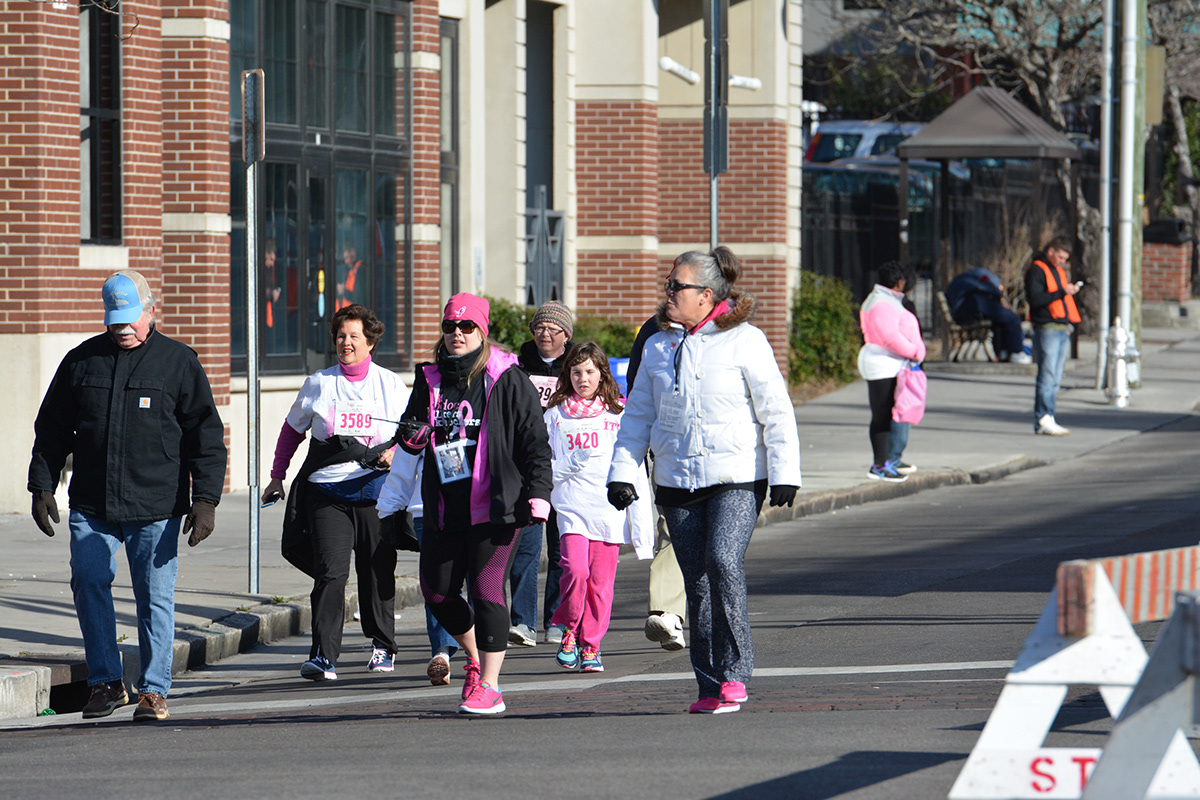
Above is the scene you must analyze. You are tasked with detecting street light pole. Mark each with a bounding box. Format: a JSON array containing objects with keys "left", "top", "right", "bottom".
[{"left": 704, "top": 0, "right": 729, "bottom": 251}]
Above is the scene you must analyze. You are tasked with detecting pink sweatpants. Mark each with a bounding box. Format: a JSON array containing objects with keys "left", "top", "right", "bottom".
[{"left": 549, "top": 533, "right": 620, "bottom": 649}]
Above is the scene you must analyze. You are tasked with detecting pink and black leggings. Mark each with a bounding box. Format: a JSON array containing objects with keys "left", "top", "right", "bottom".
[{"left": 419, "top": 523, "right": 521, "bottom": 653}]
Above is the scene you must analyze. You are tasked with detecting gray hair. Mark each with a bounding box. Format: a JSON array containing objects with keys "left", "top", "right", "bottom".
[{"left": 672, "top": 246, "right": 743, "bottom": 302}]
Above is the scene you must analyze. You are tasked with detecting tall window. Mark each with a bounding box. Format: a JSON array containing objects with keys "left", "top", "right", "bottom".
[
  {"left": 230, "top": 0, "right": 411, "bottom": 374},
  {"left": 80, "top": 4, "right": 122, "bottom": 243}
]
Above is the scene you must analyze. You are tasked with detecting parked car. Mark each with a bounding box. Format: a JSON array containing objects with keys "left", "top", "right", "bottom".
[{"left": 804, "top": 120, "right": 925, "bottom": 163}]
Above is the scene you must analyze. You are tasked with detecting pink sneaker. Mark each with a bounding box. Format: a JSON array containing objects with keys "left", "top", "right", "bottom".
[
  {"left": 458, "top": 680, "right": 506, "bottom": 714},
  {"left": 720, "top": 681, "right": 748, "bottom": 703},
  {"left": 461, "top": 657, "right": 481, "bottom": 701},
  {"left": 688, "top": 696, "right": 740, "bottom": 714}
]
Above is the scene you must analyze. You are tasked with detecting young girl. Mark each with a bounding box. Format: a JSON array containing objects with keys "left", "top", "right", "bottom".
[{"left": 544, "top": 343, "right": 654, "bottom": 673}]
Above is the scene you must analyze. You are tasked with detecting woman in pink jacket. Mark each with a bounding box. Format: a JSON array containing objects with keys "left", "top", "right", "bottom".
[{"left": 857, "top": 262, "right": 926, "bottom": 482}]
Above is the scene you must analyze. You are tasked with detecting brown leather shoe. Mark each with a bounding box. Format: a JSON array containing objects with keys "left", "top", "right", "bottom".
[
  {"left": 132, "top": 692, "right": 169, "bottom": 722},
  {"left": 81, "top": 681, "right": 129, "bottom": 719}
]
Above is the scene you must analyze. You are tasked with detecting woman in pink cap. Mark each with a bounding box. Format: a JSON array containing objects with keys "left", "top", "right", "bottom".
[{"left": 397, "top": 293, "right": 553, "bottom": 714}]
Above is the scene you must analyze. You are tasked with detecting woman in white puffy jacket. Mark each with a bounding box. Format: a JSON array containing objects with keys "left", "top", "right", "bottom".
[{"left": 607, "top": 247, "right": 802, "bottom": 714}]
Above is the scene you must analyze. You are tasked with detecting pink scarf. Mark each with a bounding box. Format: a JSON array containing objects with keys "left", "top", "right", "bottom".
[{"left": 562, "top": 392, "right": 606, "bottom": 419}]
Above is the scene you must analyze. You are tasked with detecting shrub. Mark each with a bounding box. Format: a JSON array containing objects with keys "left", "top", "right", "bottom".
[
  {"left": 789, "top": 271, "right": 861, "bottom": 385},
  {"left": 484, "top": 297, "right": 638, "bottom": 359},
  {"left": 484, "top": 295, "right": 536, "bottom": 351}
]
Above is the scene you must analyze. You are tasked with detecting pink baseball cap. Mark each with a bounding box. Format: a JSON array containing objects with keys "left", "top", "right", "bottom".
[{"left": 443, "top": 293, "right": 490, "bottom": 338}]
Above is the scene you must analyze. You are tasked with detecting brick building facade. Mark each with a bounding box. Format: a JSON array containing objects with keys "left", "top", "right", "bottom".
[{"left": 1, "top": 0, "right": 803, "bottom": 510}]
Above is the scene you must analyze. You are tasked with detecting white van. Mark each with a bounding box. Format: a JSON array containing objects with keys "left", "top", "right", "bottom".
[{"left": 804, "top": 120, "right": 924, "bottom": 163}]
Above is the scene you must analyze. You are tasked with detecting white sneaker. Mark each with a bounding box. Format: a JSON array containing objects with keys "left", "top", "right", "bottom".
[
  {"left": 545, "top": 624, "right": 566, "bottom": 644},
  {"left": 644, "top": 613, "right": 686, "bottom": 651},
  {"left": 1036, "top": 414, "right": 1070, "bottom": 436},
  {"left": 1011, "top": 352, "right": 1033, "bottom": 364},
  {"left": 426, "top": 652, "right": 451, "bottom": 686}
]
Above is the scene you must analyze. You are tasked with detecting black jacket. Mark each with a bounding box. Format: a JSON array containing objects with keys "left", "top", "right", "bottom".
[
  {"left": 403, "top": 349, "right": 552, "bottom": 531},
  {"left": 28, "top": 329, "right": 227, "bottom": 522},
  {"left": 516, "top": 339, "right": 572, "bottom": 377}
]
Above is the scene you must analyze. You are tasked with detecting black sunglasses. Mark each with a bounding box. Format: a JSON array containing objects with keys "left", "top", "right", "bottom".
[
  {"left": 442, "top": 319, "right": 478, "bottom": 334},
  {"left": 664, "top": 278, "right": 708, "bottom": 295}
]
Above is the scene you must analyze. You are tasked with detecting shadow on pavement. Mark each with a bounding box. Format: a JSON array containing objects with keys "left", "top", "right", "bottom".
[{"left": 704, "top": 750, "right": 962, "bottom": 800}]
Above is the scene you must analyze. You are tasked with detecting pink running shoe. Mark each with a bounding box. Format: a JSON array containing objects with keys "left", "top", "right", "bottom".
[
  {"left": 458, "top": 680, "right": 506, "bottom": 714},
  {"left": 688, "top": 696, "right": 740, "bottom": 714},
  {"left": 461, "top": 657, "right": 482, "bottom": 701},
  {"left": 720, "top": 681, "right": 748, "bottom": 703}
]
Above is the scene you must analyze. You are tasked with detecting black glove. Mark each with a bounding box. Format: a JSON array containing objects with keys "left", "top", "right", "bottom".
[
  {"left": 607, "top": 482, "right": 638, "bottom": 511},
  {"left": 183, "top": 499, "right": 217, "bottom": 547},
  {"left": 397, "top": 417, "right": 433, "bottom": 455},
  {"left": 31, "top": 490, "right": 59, "bottom": 537},
  {"left": 769, "top": 485, "right": 798, "bottom": 508},
  {"left": 380, "top": 511, "right": 420, "bottom": 552}
]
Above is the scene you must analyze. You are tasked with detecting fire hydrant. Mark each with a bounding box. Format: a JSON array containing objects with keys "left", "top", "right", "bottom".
[{"left": 1105, "top": 318, "right": 1139, "bottom": 408}]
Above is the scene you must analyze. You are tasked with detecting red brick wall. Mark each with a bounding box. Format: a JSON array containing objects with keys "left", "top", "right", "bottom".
[
  {"left": 409, "top": 0, "right": 442, "bottom": 361},
  {"left": 0, "top": 6, "right": 84, "bottom": 332},
  {"left": 658, "top": 117, "right": 791, "bottom": 373},
  {"left": 1142, "top": 241, "right": 1191, "bottom": 303},
  {"left": 162, "top": 0, "right": 231, "bottom": 403},
  {"left": 658, "top": 118, "right": 788, "bottom": 244},
  {"left": 576, "top": 100, "right": 660, "bottom": 325}
]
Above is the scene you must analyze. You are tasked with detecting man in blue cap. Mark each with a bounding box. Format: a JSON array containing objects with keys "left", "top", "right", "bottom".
[{"left": 27, "top": 270, "right": 227, "bottom": 722}]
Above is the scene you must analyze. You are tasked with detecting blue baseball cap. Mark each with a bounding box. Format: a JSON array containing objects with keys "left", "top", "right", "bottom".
[{"left": 102, "top": 270, "right": 153, "bottom": 326}]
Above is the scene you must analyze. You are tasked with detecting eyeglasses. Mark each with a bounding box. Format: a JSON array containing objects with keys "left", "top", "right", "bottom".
[
  {"left": 664, "top": 278, "right": 708, "bottom": 295},
  {"left": 442, "top": 319, "right": 478, "bottom": 334},
  {"left": 532, "top": 324, "right": 565, "bottom": 337}
]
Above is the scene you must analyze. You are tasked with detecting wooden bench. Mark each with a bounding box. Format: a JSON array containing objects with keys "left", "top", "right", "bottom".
[{"left": 937, "top": 291, "right": 995, "bottom": 362}]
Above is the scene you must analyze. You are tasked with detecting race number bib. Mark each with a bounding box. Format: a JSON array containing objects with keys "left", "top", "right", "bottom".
[
  {"left": 334, "top": 401, "right": 374, "bottom": 437},
  {"left": 658, "top": 392, "right": 687, "bottom": 435},
  {"left": 559, "top": 418, "right": 603, "bottom": 452},
  {"left": 529, "top": 375, "right": 558, "bottom": 408},
  {"left": 434, "top": 438, "right": 474, "bottom": 483}
]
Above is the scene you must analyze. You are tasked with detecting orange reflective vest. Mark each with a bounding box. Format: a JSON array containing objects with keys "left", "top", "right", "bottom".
[{"left": 1032, "top": 259, "right": 1081, "bottom": 324}]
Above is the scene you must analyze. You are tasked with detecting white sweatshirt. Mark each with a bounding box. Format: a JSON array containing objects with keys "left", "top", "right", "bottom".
[{"left": 544, "top": 404, "right": 654, "bottom": 559}]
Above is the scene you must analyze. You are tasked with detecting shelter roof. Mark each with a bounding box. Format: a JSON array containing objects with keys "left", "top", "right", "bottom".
[{"left": 896, "top": 87, "right": 1081, "bottom": 161}]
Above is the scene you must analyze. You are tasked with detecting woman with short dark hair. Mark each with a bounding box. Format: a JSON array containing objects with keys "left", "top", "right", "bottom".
[{"left": 263, "top": 303, "right": 407, "bottom": 681}]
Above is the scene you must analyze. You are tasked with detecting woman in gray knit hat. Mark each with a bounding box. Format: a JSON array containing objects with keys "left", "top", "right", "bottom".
[{"left": 508, "top": 300, "right": 575, "bottom": 646}]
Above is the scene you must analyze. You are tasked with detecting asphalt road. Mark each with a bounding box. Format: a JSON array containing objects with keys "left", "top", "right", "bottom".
[{"left": 3, "top": 416, "right": 1200, "bottom": 799}]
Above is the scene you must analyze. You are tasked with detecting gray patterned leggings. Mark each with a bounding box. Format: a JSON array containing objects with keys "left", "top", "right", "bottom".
[{"left": 661, "top": 487, "right": 764, "bottom": 697}]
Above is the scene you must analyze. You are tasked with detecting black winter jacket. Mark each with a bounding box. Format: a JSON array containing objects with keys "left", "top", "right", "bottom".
[
  {"left": 403, "top": 348, "right": 552, "bottom": 532},
  {"left": 28, "top": 329, "right": 227, "bottom": 522}
]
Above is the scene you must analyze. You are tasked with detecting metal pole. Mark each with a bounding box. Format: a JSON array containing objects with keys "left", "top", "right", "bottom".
[
  {"left": 1116, "top": 0, "right": 1137, "bottom": 334},
  {"left": 243, "top": 70, "right": 265, "bottom": 595},
  {"left": 1096, "top": 0, "right": 1114, "bottom": 389}
]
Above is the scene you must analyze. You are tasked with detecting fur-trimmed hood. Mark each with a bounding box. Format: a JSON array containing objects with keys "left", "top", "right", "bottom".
[{"left": 654, "top": 289, "right": 756, "bottom": 332}]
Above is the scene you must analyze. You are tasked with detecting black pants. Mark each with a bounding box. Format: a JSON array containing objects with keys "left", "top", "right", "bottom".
[
  {"left": 305, "top": 489, "right": 397, "bottom": 663},
  {"left": 420, "top": 523, "right": 521, "bottom": 653},
  {"left": 867, "top": 377, "right": 898, "bottom": 467}
]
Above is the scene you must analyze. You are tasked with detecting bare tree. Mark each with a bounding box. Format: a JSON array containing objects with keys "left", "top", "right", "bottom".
[{"left": 1148, "top": 0, "right": 1200, "bottom": 220}]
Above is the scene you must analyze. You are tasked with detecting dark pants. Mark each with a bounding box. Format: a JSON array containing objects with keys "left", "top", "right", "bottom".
[
  {"left": 867, "top": 377, "right": 898, "bottom": 467},
  {"left": 305, "top": 490, "right": 397, "bottom": 664},
  {"left": 542, "top": 510, "right": 562, "bottom": 629},
  {"left": 956, "top": 296, "right": 1024, "bottom": 358},
  {"left": 420, "top": 523, "right": 521, "bottom": 653}
]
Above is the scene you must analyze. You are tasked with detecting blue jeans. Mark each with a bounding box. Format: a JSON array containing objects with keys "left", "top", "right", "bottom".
[
  {"left": 1033, "top": 326, "right": 1070, "bottom": 424},
  {"left": 508, "top": 522, "right": 543, "bottom": 631},
  {"left": 886, "top": 421, "right": 910, "bottom": 465},
  {"left": 414, "top": 519, "right": 457, "bottom": 656},
  {"left": 69, "top": 511, "right": 181, "bottom": 697}
]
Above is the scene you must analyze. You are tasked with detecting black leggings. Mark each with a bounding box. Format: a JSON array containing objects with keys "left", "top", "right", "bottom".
[
  {"left": 419, "top": 524, "right": 521, "bottom": 653},
  {"left": 867, "top": 377, "right": 898, "bottom": 467}
]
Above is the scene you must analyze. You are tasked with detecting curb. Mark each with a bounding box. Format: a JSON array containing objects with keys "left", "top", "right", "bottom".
[
  {"left": 0, "top": 577, "right": 425, "bottom": 720},
  {"left": 757, "top": 455, "right": 1049, "bottom": 527}
]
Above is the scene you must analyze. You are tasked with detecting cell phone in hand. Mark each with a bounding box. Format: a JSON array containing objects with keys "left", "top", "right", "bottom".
[
  {"left": 261, "top": 491, "right": 283, "bottom": 507},
  {"left": 1074, "top": 281, "right": 1084, "bottom": 289}
]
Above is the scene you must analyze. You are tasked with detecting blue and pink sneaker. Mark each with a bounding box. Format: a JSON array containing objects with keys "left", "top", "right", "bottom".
[{"left": 459, "top": 680, "right": 506, "bottom": 714}]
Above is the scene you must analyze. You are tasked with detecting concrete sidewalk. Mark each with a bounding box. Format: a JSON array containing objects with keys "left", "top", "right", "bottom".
[{"left": 3, "top": 327, "right": 1199, "bottom": 718}]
